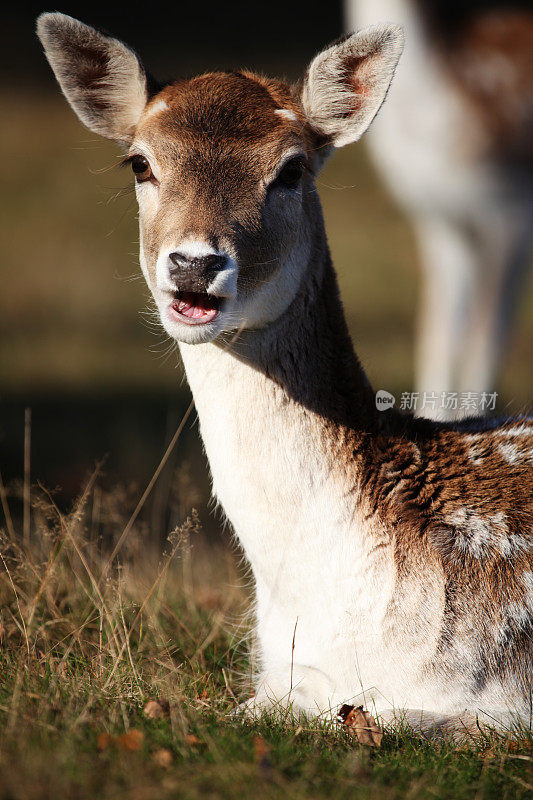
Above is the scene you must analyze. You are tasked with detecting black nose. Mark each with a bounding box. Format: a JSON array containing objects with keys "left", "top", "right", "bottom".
[
  {"left": 168, "top": 251, "right": 228, "bottom": 293},
  {"left": 169, "top": 251, "right": 227, "bottom": 274}
]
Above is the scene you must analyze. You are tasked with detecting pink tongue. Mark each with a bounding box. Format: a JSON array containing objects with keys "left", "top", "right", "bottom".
[{"left": 176, "top": 292, "right": 217, "bottom": 320}]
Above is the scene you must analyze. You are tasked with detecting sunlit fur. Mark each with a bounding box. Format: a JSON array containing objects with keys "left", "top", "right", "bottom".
[{"left": 38, "top": 12, "right": 533, "bottom": 740}]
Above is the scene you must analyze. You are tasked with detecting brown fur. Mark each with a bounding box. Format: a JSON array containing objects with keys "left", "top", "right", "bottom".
[{"left": 136, "top": 72, "right": 314, "bottom": 298}]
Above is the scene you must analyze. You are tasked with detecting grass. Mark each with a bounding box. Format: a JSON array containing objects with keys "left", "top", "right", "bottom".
[{"left": 1, "top": 470, "right": 532, "bottom": 800}]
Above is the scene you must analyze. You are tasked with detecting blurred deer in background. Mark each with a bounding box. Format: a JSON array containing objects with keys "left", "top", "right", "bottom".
[{"left": 347, "top": 0, "right": 533, "bottom": 419}]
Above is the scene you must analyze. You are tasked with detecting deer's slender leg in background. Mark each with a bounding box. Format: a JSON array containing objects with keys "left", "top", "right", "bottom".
[
  {"left": 415, "top": 204, "right": 533, "bottom": 416},
  {"left": 413, "top": 215, "right": 477, "bottom": 412},
  {"left": 460, "top": 207, "right": 533, "bottom": 397}
]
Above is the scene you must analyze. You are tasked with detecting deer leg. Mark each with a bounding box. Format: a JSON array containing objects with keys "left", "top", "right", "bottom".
[
  {"left": 414, "top": 210, "right": 532, "bottom": 418},
  {"left": 459, "top": 211, "right": 533, "bottom": 396},
  {"left": 413, "top": 215, "right": 479, "bottom": 417}
]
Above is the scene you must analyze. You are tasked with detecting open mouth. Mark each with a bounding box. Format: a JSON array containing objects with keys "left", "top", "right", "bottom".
[{"left": 169, "top": 291, "right": 222, "bottom": 325}]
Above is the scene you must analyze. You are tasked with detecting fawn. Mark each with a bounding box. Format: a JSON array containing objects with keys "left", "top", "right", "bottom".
[
  {"left": 347, "top": 0, "right": 533, "bottom": 418},
  {"left": 38, "top": 12, "right": 533, "bottom": 738}
]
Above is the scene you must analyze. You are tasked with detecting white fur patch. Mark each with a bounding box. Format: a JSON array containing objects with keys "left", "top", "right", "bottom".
[
  {"left": 233, "top": 238, "right": 310, "bottom": 330},
  {"left": 499, "top": 425, "right": 533, "bottom": 439},
  {"left": 174, "top": 239, "right": 218, "bottom": 260},
  {"left": 274, "top": 109, "right": 298, "bottom": 123},
  {"left": 465, "top": 434, "right": 485, "bottom": 466},
  {"left": 522, "top": 571, "right": 533, "bottom": 606},
  {"left": 207, "top": 264, "right": 238, "bottom": 300},
  {"left": 445, "top": 509, "right": 515, "bottom": 558},
  {"left": 144, "top": 98, "right": 169, "bottom": 119},
  {"left": 498, "top": 442, "right": 521, "bottom": 466},
  {"left": 178, "top": 337, "right": 402, "bottom": 718},
  {"left": 498, "top": 440, "right": 533, "bottom": 466}
]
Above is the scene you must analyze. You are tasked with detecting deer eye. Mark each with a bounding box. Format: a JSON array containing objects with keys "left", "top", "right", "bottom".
[
  {"left": 131, "top": 155, "right": 152, "bottom": 182},
  {"left": 273, "top": 157, "right": 306, "bottom": 190}
]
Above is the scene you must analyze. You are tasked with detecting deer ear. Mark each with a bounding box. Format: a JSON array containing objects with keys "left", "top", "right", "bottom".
[
  {"left": 301, "top": 25, "right": 403, "bottom": 148},
  {"left": 36, "top": 12, "right": 150, "bottom": 145}
]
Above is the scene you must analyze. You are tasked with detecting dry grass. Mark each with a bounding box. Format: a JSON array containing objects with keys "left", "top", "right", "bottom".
[
  {"left": 1, "top": 464, "right": 532, "bottom": 800},
  {"left": 0, "top": 468, "right": 252, "bottom": 797}
]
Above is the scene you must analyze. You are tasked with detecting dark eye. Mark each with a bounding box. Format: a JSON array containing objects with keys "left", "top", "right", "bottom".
[
  {"left": 131, "top": 155, "right": 153, "bottom": 183},
  {"left": 273, "top": 158, "right": 306, "bottom": 190}
]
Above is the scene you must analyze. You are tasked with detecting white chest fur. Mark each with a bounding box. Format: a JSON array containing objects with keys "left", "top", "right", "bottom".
[{"left": 178, "top": 341, "right": 430, "bottom": 713}]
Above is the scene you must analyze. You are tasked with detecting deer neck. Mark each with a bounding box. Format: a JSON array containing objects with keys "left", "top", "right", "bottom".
[{"left": 178, "top": 213, "right": 379, "bottom": 567}]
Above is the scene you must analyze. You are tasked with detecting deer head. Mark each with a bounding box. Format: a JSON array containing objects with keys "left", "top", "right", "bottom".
[{"left": 37, "top": 13, "right": 402, "bottom": 345}]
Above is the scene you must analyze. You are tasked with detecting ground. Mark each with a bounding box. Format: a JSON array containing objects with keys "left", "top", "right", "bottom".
[{"left": 0, "top": 477, "right": 532, "bottom": 800}]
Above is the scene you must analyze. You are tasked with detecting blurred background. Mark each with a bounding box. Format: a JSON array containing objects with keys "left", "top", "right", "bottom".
[{"left": 1, "top": 2, "right": 532, "bottom": 542}]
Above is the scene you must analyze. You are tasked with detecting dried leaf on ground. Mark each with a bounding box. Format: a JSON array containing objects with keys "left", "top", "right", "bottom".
[
  {"left": 117, "top": 729, "right": 144, "bottom": 751},
  {"left": 338, "top": 704, "right": 383, "bottom": 747},
  {"left": 144, "top": 697, "right": 170, "bottom": 719},
  {"left": 184, "top": 733, "right": 204, "bottom": 747},
  {"left": 97, "top": 733, "right": 114, "bottom": 752},
  {"left": 196, "top": 589, "right": 224, "bottom": 610},
  {"left": 152, "top": 748, "right": 173, "bottom": 768},
  {"left": 253, "top": 735, "right": 272, "bottom": 773}
]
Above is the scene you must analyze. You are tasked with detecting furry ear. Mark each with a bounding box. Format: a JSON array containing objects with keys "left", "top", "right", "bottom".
[
  {"left": 36, "top": 12, "right": 150, "bottom": 144},
  {"left": 301, "top": 25, "right": 403, "bottom": 148}
]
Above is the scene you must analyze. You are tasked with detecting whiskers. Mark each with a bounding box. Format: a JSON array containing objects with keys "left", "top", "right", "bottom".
[
  {"left": 88, "top": 151, "right": 131, "bottom": 175},
  {"left": 139, "top": 303, "right": 181, "bottom": 367},
  {"left": 113, "top": 270, "right": 144, "bottom": 284},
  {"left": 103, "top": 185, "right": 137, "bottom": 205},
  {"left": 149, "top": 337, "right": 180, "bottom": 366},
  {"left": 139, "top": 298, "right": 164, "bottom": 332},
  {"left": 315, "top": 176, "right": 359, "bottom": 191},
  {"left": 218, "top": 304, "right": 249, "bottom": 330},
  {"left": 234, "top": 259, "right": 282, "bottom": 292},
  {"left": 86, "top": 156, "right": 139, "bottom": 237}
]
